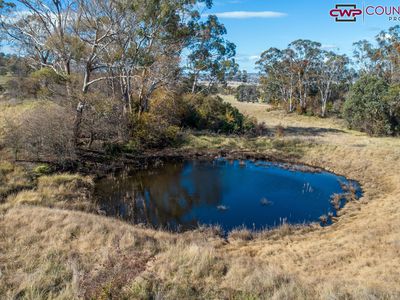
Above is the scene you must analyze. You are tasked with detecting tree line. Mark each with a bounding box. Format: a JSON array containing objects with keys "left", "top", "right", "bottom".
[
  {"left": 255, "top": 27, "right": 400, "bottom": 135},
  {"left": 0, "top": 0, "right": 254, "bottom": 162},
  {"left": 256, "top": 39, "right": 351, "bottom": 117}
]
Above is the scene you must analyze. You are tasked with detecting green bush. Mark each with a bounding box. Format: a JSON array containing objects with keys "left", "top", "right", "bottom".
[
  {"left": 235, "top": 85, "right": 260, "bottom": 103},
  {"left": 125, "top": 92, "right": 261, "bottom": 152},
  {"left": 33, "top": 164, "right": 52, "bottom": 176},
  {"left": 30, "top": 68, "right": 66, "bottom": 84},
  {"left": 129, "top": 113, "right": 182, "bottom": 150},
  {"left": 5, "top": 77, "right": 41, "bottom": 98},
  {"left": 0, "top": 67, "right": 7, "bottom": 76},
  {"left": 384, "top": 84, "right": 400, "bottom": 134},
  {"left": 343, "top": 75, "right": 394, "bottom": 136},
  {"left": 180, "top": 94, "right": 252, "bottom": 134}
]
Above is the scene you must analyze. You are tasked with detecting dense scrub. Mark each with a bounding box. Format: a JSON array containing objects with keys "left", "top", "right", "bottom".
[
  {"left": 0, "top": 91, "right": 261, "bottom": 161},
  {"left": 343, "top": 75, "right": 400, "bottom": 136},
  {"left": 235, "top": 84, "right": 260, "bottom": 103},
  {"left": 2, "top": 102, "right": 75, "bottom": 162}
]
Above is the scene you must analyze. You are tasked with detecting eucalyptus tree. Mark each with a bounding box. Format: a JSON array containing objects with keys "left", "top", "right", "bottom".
[
  {"left": 353, "top": 26, "right": 400, "bottom": 84},
  {"left": 241, "top": 70, "right": 248, "bottom": 82},
  {"left": 375, "top": 25, "right": 400, "bottom": 83},
  {"left": 257, "top": 47, "right": 296, "bottom": 111},
  {"left": 288, "top": 39, "right": 321, "bottom": 112},
  {"left": 1, "top": 0, "right": 239, "bottom": 146},
  {"left": 353, "top": 39, "right": 379, "bottom": 77},
  {"left": 257, "top": 40, "right": 353, "bottom": 116},
  {"left": 72, "top": 0, "right": 123, "bottom": 93},
  {"left": 315, "top": 52, "right": 349, "bottom": 117},
  {"left": 1, "top": 0, "right": 76, "bottom": 76},
  {"left": 128, "top": 0, "right": 188, "bottom": 114},
  {"left": 186, "top": 14, "right": 236, "bottom": 93}
]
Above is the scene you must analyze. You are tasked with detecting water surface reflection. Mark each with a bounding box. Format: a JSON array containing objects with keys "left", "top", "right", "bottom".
[{"left": 95, "top": 159, "right": 360, "bottom": 231}]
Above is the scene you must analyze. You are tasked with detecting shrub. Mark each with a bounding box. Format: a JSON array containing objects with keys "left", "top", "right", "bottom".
[
  {"left": 30, "top": 67, "right": 67, "bottom": 98},
  {"left": 80, "top": 92, "right": 126, "bottom": 149},
  {"left": 243, "top": 116, "right": 267, "bottom": 136},
  {"left": 3, "top": 102, "right": 75, "bottom": 162},
  {"left": 33, "top": 164, "right": 52, "bottom": 176},
  {"left": 181, "top": 94, "right": 247, "bottom": 134},
  {"left": 5, "top": 77, "right": 41, "bottom": 99},
  {"left": 384, "top": 83, "right": 400, "bottom": 134},
  {"left": 235, "top": 84, "right": 260, "bottom": 102},
  {"left": 129, "top": 113, "right": 182, "bottom": 150},
  {"left": 275, "top": 124, "right": 285, "bottom": 137},
  {"left": 149, "top": 89, "right": 185, "bottom": 126},
  {"left": 145, "top": 91, "right": 262, "bottom": 138},
  {"left": 0, "top": 66, "right": 7, "bottom": 76},
  {"left": 343, "top": 75, "right": 393, "bottom": 136},
  {"left": 125, "top": 92, "right": 262, "bottom": 151}
]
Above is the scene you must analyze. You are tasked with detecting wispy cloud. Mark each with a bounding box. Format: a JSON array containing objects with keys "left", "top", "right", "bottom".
[
  {"left": 321, "top": 44, "right": 339, "bottom": 50},
  {"left": 248, "top": 55, "right": 260, "bottom": 61},
  {"left": 214, "top": 0, "right": 243, "bottom": 6},
  {"left": 236, "top": 54, "right": 260, "bottom": 62},
  {"left": 204, "top": 11, "right": 287, "bottom": 19}
]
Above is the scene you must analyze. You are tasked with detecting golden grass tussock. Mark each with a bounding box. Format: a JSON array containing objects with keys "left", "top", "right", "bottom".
[
  {"left": 0, "top": 160, "right": 32, "bottom": 200},
  {"left": 6, "top": 173, "right": 95, "bottom": 212},
  {"left": 0, "top": 206, "right": 176, "bottom": 299},
  {"left": 1, "top": 97, "right": 400, "bottom": 299},
  {"left": 228, "top": 226, "right": 254, "bottom": 241}
]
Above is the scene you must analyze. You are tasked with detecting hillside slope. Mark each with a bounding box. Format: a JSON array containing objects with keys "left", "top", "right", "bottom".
[{"left": 1, "top": 99, "right": 399, "bottom": 299}]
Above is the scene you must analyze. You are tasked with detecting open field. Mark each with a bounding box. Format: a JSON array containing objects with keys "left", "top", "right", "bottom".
[{"left": 1, "top": 99, "right": 400, "bottom": 299}]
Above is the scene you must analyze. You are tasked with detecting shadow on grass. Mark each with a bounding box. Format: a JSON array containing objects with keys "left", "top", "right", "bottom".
[{"left": 282, "top": 126, "right": 345, "bottom": 137}]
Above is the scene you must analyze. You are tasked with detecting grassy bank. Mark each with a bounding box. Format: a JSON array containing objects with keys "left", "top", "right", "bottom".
[
  {"left": 0, "top": 161, "right": 32, "bottom": 200},
  {"left": 1, "top": 99, "right": 400, "bottom": 299}
]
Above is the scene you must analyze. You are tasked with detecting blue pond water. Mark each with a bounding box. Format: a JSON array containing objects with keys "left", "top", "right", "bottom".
[{"left": 95, "top": 159, "right": 361, "bottom": 232}]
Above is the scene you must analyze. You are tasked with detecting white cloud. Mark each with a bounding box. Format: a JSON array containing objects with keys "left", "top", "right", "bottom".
[
  {"left": 235, "top": 54, "right": 260, "bottom": 62},
  {"left": 321, "top": 44, "right": 339, "bottom": 50},
  {"left": 248, "top": 55, "right": 260, "bottom": 60},
  {"left": 204, "top": 11, "right": 287, "bottom": 19}
]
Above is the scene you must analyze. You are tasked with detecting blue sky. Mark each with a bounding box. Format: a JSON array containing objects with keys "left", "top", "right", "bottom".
[
  {"left": 2, "top": 0, "right": 398, "bottom": 73},
  {"left": 203, "top": 0, "right": 400, "bottom": 72}
]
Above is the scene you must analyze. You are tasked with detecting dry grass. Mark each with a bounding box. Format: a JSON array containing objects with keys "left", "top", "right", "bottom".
[
  {"left": 0, "top": 100, "right": 45, "bottom": 140},
  {"left": 0, "top": 161, "right": 32, "bottom": 200},
  {"left": 228, "top": 227, "right": 254, "bottom": 241},
  {"left": 1, "top": 98, "right": 400, "bottom": 299},
  {"left": 181, "top": 133, "right": 312, "bottom": 161},
  {"left": 6, "top": 173, "right": 96, "bottom": 212},
  {"left": 0, "top": 206, "right": 176, "bottom": 299}
]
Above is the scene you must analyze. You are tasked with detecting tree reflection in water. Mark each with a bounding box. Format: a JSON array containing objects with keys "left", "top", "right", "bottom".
[
  {"left": 95, "top": 161, "right": 223, "bottom": 230},
  {"left": 95, "top": 159, "right": 361, "bottom": 231}
]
